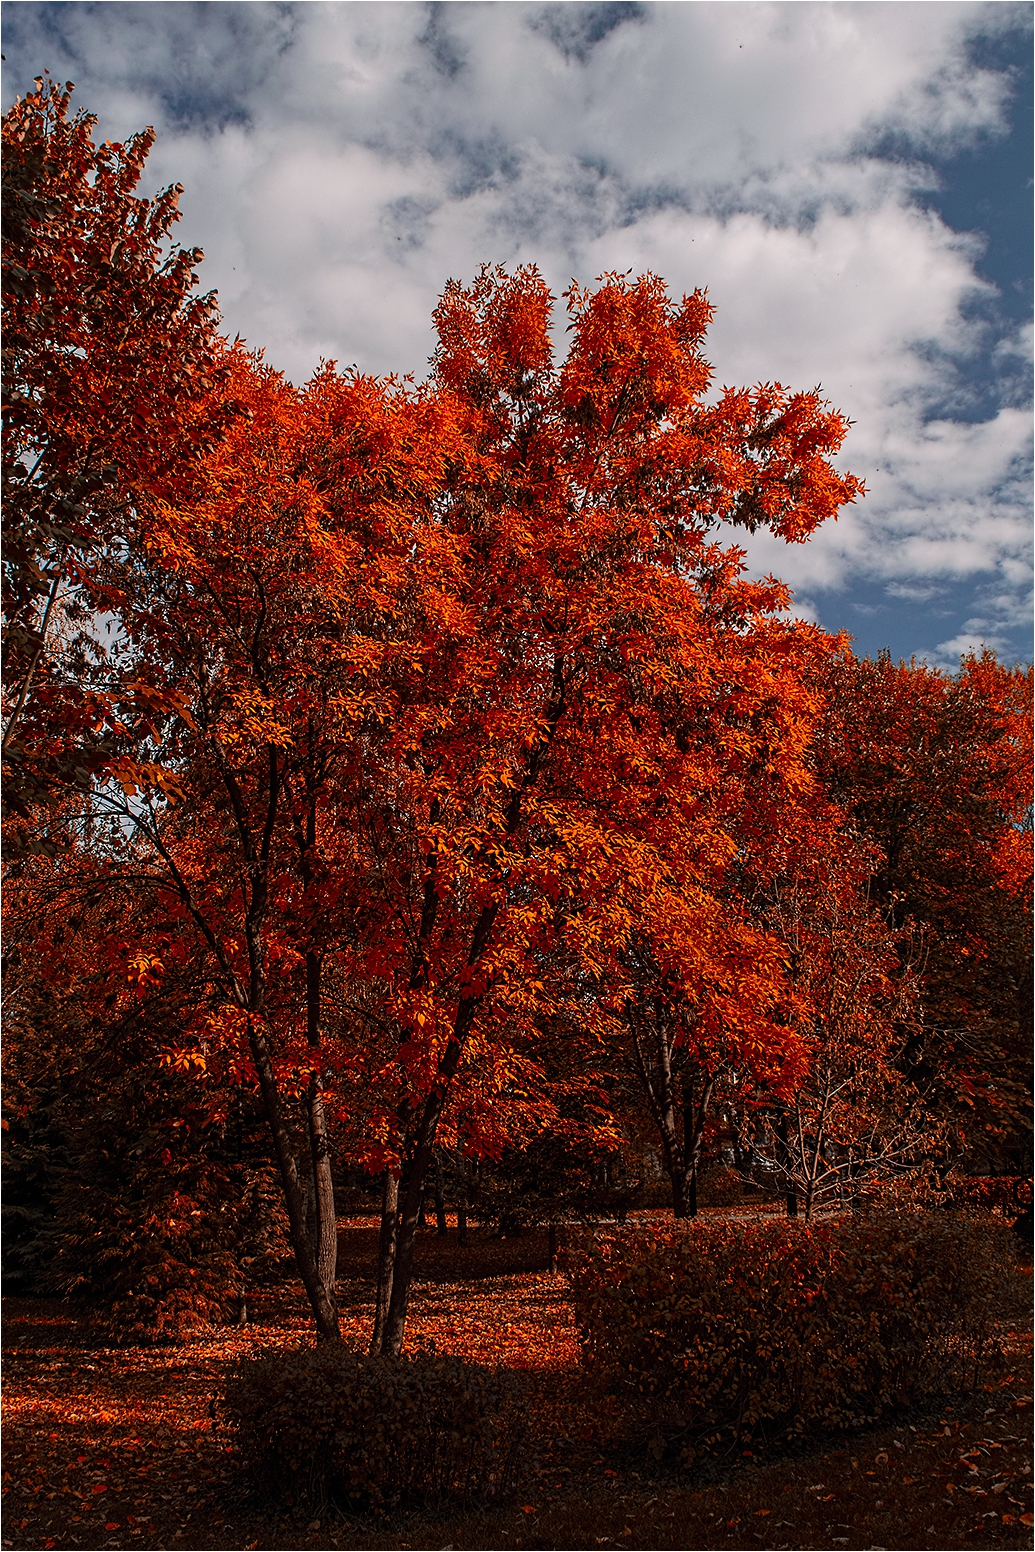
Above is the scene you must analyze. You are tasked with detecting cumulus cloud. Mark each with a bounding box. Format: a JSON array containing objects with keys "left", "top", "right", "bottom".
[{"left": 2, "top": 0, "right": 1030, "bottom": 663}]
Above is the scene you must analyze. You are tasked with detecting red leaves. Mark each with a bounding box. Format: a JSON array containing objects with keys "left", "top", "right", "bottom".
[
  {"left": 64, "top": 267, "right": 866, "bottom": 1345},
  {"left": 3, "top": 76, "right": 232, "bottom": 820},
  {"left": 16, "top": 85, "right": 1005, "bottom": 1359},
  {"left": 815, "top": 649, "right": 1033, "bottom": 1156}
]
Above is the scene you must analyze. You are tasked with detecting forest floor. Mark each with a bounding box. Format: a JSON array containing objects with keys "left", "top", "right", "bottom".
[{"left": 2, "top": 1211, "right": 1032, "bottom": 1552}]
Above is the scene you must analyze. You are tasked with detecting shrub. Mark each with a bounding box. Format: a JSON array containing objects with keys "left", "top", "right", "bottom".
[
  {"left": 223, "top": 1345, "right": 529, "bottom": 1517},
  {"left": 36, "top": 1083, "right": 289, "bottom": 1342},
  {"left": 697, "top": 1165, "right": 743, "bottom": 1207},
  {"left": 45, "top": 1130, "right": 244, "bottom": 1343},
  {"left": 2, "top": 928, "right": 289, "bottom": 1339},
  {"left": 471, "top": 1137, "right": 640, "bottom": 1236},
  {"left": 566, "top": 1212, "right": 1013, "bottom": 1459}
]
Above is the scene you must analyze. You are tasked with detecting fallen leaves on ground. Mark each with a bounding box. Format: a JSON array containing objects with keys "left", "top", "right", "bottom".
[{"left": 1, "top": 1226, "right": 1032, "bottom": 1551}]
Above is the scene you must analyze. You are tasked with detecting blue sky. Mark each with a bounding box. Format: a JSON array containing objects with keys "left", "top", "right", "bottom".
[{"left": 3, "top": 1, "right": 1031, "bottom": 668}]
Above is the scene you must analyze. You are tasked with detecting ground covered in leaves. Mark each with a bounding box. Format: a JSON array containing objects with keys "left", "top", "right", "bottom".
[{"left": 3, "top": 1213, "right": 1032, "bottom": 1552}]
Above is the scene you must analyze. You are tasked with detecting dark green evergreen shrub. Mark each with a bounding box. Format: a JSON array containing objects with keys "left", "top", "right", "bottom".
[
  {"left": 44, "top": 1098, "right": 246, "bottom": 1342},
  {"left": 223, "top": 1346, "right": 528, "bottom": 1516},
  {"left": 567, "top": 1211, "right": 1014, "bottom": 1459},
  {"left": 1, "top": 1082, "right": 69, "bottom": 1294}
]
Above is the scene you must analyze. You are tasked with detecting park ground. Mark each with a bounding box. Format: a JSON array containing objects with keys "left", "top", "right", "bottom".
[{"left": 2, "top": 1210, "right": 1032, "bottom": 1552}]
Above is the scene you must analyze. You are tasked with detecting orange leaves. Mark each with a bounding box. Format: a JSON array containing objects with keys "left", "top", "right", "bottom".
[
  {"left": 425, "top": 267, "right": 862, "bottom": 582},
  {"left": 560, "top": 272, "right": 713, "bottom": 433},
  {"left": 6, "top": 235, "right": 881, "bottom": 1345},
  {"left": 814, "top": 648, "right": 1033, "bottom": 1156},
  {"left": 432, "top": 264, "right": 555, "bottom": 409},
  {"left": 108, "top": 756, "right": 187, "bottom": 802},
  {"left": 121, "top": 679, "right": 198, "bottom": 735},
  {"left": 126, "top": 953, "right": 165, "bottom": 994},
  {"left": 164, "top": 273, "right": 866, "bottom": 1190},
  {"left": 2, "top": 76, "right": 234, "bottom": 825},
  {"left": 161, "top": 1049, "right": 209, "bottom": 1076}
]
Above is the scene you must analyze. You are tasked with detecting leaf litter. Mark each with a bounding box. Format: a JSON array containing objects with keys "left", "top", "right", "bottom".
[{"left": 2, "top": 1224, "right": 1032, "bottom": 1551}]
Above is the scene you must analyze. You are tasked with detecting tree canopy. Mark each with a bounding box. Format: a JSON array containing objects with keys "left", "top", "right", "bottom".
[{"left": 3, "top": 80, "right": 1030, "bottom": 1352}]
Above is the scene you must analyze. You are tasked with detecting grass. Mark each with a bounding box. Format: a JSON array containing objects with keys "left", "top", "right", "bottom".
[{"left": 2, "top": 1211, "right": 1032, "bottom": 1552}]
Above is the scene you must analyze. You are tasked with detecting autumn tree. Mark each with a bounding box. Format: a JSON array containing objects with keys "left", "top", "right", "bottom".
[
  {"left": 78, "top": 260, "right": 864, "bottom": 1353},
  {"left": 66, "top": 351, "right": 383, "bottom": 1342},
  {"left": 619, "top": 785, "right": 832, "bottom": 1223},
  {"left": 76, "top": 339, "right": 636, "bottom": 1346},
  {"left": 814, "top": 650, "right": 1033, "bottom": 1173},
  {"left": 1, "top": 820, "right": 287, "bottom": 1336},
  {"left": 1, "top": 77, "right": 228, "bottom": 828},
  {"left": 341, "top": 266, "right": 863, "bottom": 1354},
  {"left": 733, "top": 846, "right": 935, "bottom": 1220}
]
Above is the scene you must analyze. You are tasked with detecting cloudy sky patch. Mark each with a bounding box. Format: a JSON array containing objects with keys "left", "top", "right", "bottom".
[{"left": 3, "top": 0, "right": 1031, "bottom": 666}]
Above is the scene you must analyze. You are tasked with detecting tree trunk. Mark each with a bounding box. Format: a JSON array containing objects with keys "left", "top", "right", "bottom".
[
  {"left": 631, "top": 1007, "right": 686, "bottom": 1218},
  {"left": 681, "top": 1073, "right": 714, "bottom": 1221},
  {"left": 772, "top": 1106, "right": 800, "bottom": 1219},
  {"left": 377, "top": 683, "right": 567, "bottom": 1355},
  {"left": 371, "top": 1168, "right": 399, "bottom": 1354},
  {"left": 731, "top": 1120, "right": 757, "bottom": 1192},
  {"left": 380, "top": 1105, "right": 441, "bottom": 1356},
  {"left": 305, "top": 953, "right": 339, "bottom": 1313},
  {"left": 630, "top": 1009, "right": 716, "bottom": 1225},
  {"left": 457, "top": 1159, "right": 469, "bottom": 1246},
  {"left": 249, "top": 1016, "right": 341, "bottom": 1342},
  {"left": 306, "top": 1074, "right": 338, "bottom": 1291},
  {"left": 380, "top": 1015, "right": 476, "bottom": 1355},
  {"left": 431, "top": 1153, "right": 448, "bottom": 1235},
  {"left": 548, "top": 1220, "right": 559, "bottom": 1275}
]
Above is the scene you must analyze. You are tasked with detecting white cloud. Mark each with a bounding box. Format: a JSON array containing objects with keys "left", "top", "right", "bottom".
[{"left": 3, "top": 0, "right": 1031, "bottom": 655}]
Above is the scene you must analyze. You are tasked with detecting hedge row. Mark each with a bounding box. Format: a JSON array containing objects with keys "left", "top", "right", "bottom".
[
  {"left": 566, "top": 1211, "right": 1013, "bottom": 1458},
  {"left": 223, "top": 1346, "right": 528, "bottom": 1517}
]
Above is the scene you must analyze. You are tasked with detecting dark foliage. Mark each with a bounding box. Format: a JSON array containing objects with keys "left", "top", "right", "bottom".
[
  {"left": 470, "top": 1136, "right": 639, "bottom": 1236},
  {"left": 223, "top": 1346, "right": 529, "bottom": 1517},
  {"left": 567, "top": 1211, "right": 1015, "bottom": 1462}
]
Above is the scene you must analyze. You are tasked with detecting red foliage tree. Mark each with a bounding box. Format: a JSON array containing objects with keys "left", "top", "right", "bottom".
[
  {"left": 1, "top": 77, "right": 228, "bottom": 826},
  {"left": 815, "top": 649, "right": 1033, "bottom": 1171},
  {"left": 79, "top": 264, "right": 864, "bottom": 1351},
  {"left": 331, "top": 266, "right": 864, "bottom": 1352},
  {"left": 2, "top": 77, "right": 873, "bottom": 1357}
]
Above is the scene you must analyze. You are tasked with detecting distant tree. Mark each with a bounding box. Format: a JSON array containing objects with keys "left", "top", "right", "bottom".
[
  {"left": 737, "top": 848, "right": 936, "bottom": 1220},
  {"left": 467, "top": 1138, "right": 621, "bottom": 1235},
  {"left": 814, "top": 650, "right": 1033, "bottom": 1174}
]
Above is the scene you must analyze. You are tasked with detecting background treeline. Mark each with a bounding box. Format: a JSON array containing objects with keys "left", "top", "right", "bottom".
[{"left": 3, "top": 78, "right": 1031, "bottom": 1353}]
